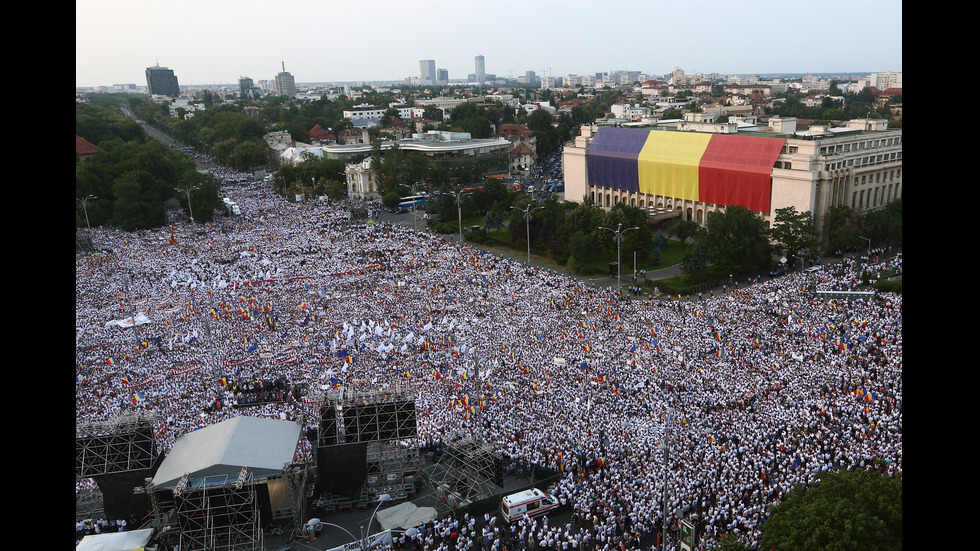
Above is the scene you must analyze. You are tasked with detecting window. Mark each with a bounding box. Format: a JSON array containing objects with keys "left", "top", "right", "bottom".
[{"left": 526, "top": 501, "right": 539, "bottom": 511}]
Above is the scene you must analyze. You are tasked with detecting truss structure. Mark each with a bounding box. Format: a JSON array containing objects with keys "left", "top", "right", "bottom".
[
  {"left": 315, "top": 384, "right": 420, "bottom": 501},
  {"left": 425, "top": 432, "right": 503, "bottom": 512},
  {"left": 171, "top": 467, "right": 263, "bottom": 551},
  {"left": 76, "top": 411, "right": 158, "bottom": 479},
  {"left": 315, "top": 384, "right": 418, "bottom": 445},
  {"left": 363, "top": 440, "right": 421, "bottom": 501},
  {"left": 75, "top": 488, "right": 105, "bottom": 521}
]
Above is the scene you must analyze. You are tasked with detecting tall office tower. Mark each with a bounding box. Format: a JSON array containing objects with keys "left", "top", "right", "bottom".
[
  {"left": 420, "top": 60, "right": 436, "bottom": 83},
  {"left": 145, "top": 64, "right": 180, "bottom": 96},
  {"left": 275, "top": 62, "right": 297, "bottom": 96},
  {"left": 475, "top": 55, "right": 486, "bottom": 85},
  {"left": 239, "top": 76, "right": 258, "bottom": 100},
  {"left": 436, "top": 68, "right": 449, "bottom": 85}
]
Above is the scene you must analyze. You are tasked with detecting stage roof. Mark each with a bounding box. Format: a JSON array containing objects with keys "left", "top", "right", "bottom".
[{"left": 152, "top": 416, "right": 302, "bottom": 490}]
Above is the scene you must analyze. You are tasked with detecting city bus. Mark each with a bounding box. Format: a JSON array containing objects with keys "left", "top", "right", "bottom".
[{"left": 397, "top": 194, "right": 428, "bottom": 211}]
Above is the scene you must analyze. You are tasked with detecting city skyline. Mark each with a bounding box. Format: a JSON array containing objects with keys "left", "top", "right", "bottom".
[{"left": 76, "top": 0, "right": 901, "bottom": 89}]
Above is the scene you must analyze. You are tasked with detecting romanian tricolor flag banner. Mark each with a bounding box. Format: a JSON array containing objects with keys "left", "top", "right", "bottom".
[{"left": 586, "top": 127, "right": 786, "bottom": 213}]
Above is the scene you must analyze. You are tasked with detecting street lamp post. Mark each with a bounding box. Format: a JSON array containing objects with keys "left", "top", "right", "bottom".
[
  {"left": 361, "top": 493, "right": 392, "bottom": 551},
  {"left": 411, "top": 184, "right": 419, "bottom": 233},
  {"left": 599, "top": 223, "right": 639, "bottom": 294},
  {"left": 77, "top": 194, "right": 97, "bottom": 238},
  {"left": 658, "top": 407, "right": 674, "bottom": 551},
  {"left": 175, "top": 185, "right": 200, "bottom": 224},
  {"left": 511, "top": 204, "right": 543, "bottom": 264},
  {"left": 860, "top": 236, "right": 871, "bottom": 258},
  {"left": 451, "top": 190, "right": 471, "bottom": 246}
]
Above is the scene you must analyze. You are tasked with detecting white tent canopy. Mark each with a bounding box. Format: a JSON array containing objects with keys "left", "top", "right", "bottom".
[
  {"left": 76, "top": 528, "right": 153, "bottom": 551},
  {"left": 374, "top": 502, "right": 439, "bottom": 532},
  {"left": 152, "top": 416, "right": 302, "bottom": 490}
]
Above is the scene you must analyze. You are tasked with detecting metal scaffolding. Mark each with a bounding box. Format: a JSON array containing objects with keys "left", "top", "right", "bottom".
[
  {"left": 75, "top": 488, "right": 105, "bottom": 522},
  {"left": 171, "top": 467, "right": 263, "bottom": 551},
  {"left": 424, "top": 432, "right": 503, "bottom": 513},
  {"left": 314, "top": 384, "right": 420, "bottom": 502},
  {"left": 76, "top": 411, "right": 158, "bottom": 479}
]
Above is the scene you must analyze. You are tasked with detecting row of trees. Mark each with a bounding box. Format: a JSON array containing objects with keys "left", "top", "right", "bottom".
[
  {"left": 678, "top": 199, "right": 902, "bottom": 284},
  {"left": 420, "top": 179, "right": 657, "bottom": 272},
  {"left": 76, "top": 97, "right": 222, "bottom": 231}
]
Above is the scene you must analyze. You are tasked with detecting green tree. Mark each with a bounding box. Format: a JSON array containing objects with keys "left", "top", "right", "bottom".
[
  {"left": 862, "top": 199, "right": 902, "bottom": 245},
  {"left": 112, "top": 172, "right": 169, "bottom": 231},
  {"left": 174, "top": 172, "right": 222, "bottom": 223},
  {"left": 759, "top": 469, "right": 902, "bottom": 551},
  {"left": 232, "top": 139, "right": 269, "bottom": 171},
  {"left": 824, "top": 205, "right": 864, "bottom": 254},
  {"left": 696, "top": 205, "right": 771, "bottom": 278},
  {"left": 483, "top": 209, "right": 503, "bottom": 232},
  {"left": 770, "top": 206, "right": 819, "bottom": 262},
  {"left": 681, "top": 239, "right": 709, "bottom": 281},
  {"left": 326, "top": 179, "right": 346, "bottom": 201},
  {"left": 668, "top": 220, "right": 700, "bottom": 243},
  {"left": 714, "top": 534, "right": 750, "bottom": 551}
]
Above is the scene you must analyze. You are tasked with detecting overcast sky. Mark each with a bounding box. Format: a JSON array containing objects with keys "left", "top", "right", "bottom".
[{"left": 76, "top": 0, "right": 902, "bottom": 88}]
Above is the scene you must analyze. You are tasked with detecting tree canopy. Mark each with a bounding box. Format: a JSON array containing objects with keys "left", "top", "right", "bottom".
[
  {"left": 758, "top": 468, "right": 902, "bottom": 551},
  {"left": 77, "top": 98, "right": 223, "bottom": 230}
]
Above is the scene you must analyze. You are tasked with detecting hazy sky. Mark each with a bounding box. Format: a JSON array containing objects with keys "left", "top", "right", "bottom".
[{"left": 76, "top": 0, "right": 902, "bottom": 88}]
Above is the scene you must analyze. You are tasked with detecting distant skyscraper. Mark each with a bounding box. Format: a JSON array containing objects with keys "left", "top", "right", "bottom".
[
  {"left": 420, "top": 60, "right": 436, "bottom": 83},
  {"left": 145, "top": 64, "right": 180, "bottom": 96},
  {"left": 436, "top": 68, "right": 449, "bottom": 85},
  {"left": 475, "top": 55, "right": 486, "bottom": 85},
  {"left": 275, "top": 62, "right": 297, "bottom": 96},
  {"left": 239, "top": 76, "right": 260, "bottom": 100}
]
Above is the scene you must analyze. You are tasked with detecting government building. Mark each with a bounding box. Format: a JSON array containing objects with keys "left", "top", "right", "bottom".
[{"left": 562, "top": 116, "right": 902, "bottom": 237}]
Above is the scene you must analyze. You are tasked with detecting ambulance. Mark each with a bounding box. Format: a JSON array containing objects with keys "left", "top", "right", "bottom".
[{"left": 499, "top": 488, "right": 559, "bottom": 523}]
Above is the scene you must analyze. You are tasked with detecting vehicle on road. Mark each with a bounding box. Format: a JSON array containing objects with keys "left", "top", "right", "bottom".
[{"left": 500, "top": 488, "right": 559, "bottom": 523}]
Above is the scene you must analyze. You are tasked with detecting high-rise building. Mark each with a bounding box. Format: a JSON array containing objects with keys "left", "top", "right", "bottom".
[
  {"left": 275, "top": 62, "right": 297, "bottom": 97},
  {"left": 436, "top": 68, "right": 449, "bottom": 85},
  {"left": 419, "top": 60, "right": 436, "bottom": 83},
  {"left": 239, "top": 76, "right": 262, "bottom": 100},
  {"left": 475, "top": 55, "right": 485, "bottom": 85},
  {"left": 145, "top": 64, "right": 180, "bottom": 96}
]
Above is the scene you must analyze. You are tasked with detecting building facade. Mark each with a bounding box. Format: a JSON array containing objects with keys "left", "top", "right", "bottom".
[
  {"left": 562, "top": 119, "right": 902, "bottom": 238},
  {"left": 475, "top": 55, "right": 485, "bottom": 85},
  {"left": 275, "top": 70, "right": 297, "bottom": 97},
  {"left": 342, "top": 131, "right": 513, "bottom": 198},
  {"left": 419, "top": 60, "right": 436, "bottom": 84},
  {"left": 145, "top": 65, "right": 180, "bottom": 96}
]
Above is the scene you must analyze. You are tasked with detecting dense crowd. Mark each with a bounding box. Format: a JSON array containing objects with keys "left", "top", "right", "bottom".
[{"left": 76, "top": 175, "right": 901, "bottom": 550}]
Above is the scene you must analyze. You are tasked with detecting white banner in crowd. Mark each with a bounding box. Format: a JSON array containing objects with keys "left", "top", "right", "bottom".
[{"left": 324, "top": 530, "right": 392, "bottom": 551}]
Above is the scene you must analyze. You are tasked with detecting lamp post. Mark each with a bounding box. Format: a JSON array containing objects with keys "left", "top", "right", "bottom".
[
  {"left": 77, "top": 194, "right": 97, "bottom": 238},
  {"left": 511, "top": 204, "right": 543, "bottom": 264},
  {"left": 361, "top": 493, "right": 392, "bottom": 551},
  {"left": 860, "top": 236, "right": 871, "bottom": 258},
  {"left": 175, "top": 185, "right": 200, "bottom": 224},
  {"left": 658, "top": 407, "right": 674, "bottom": 551},
  {"left": 599, "top": 223, "right": 639, "bottom": 294},
  {"left": 451, "top": 190, "right": 471, "bottom": 246},
  {"left": 411, "top": 184, "right": 419, "bottom": 232}
]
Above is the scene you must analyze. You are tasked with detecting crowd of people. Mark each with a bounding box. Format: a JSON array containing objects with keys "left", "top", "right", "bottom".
[{"left": 75, "top": 174, "right": 902, "bottom": 550}]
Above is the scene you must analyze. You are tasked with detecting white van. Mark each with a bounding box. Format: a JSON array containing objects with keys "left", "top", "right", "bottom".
[{"left": 500, "top": 488, "right": 558, "bottom": 523}]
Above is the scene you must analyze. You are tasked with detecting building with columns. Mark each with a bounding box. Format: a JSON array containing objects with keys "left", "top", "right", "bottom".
[{"left": 562, "top": 117, "right": 902, "bottom": 237}]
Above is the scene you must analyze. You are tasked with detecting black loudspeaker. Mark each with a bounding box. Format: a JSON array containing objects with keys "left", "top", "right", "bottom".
[
  {"left": 316, "top": 443, "right": 368, "bottom": 499},
  {"left": 609, "top": 262, "right": 619, "bottom": 278}
]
